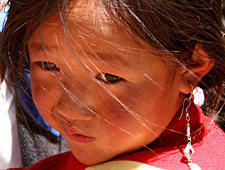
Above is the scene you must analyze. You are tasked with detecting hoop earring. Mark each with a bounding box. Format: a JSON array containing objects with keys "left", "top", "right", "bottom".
[{"left": 181, "top": 83, "right": 202, "bottom": 170}]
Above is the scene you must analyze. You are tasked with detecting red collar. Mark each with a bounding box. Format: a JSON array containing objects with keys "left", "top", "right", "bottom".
[{"left": 151, "top": 100, "right": 212, "bottom": 148}]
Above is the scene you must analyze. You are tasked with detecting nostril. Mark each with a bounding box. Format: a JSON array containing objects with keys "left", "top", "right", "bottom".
[
  {"left": 67, "top": 120, "right": 72, "bottom": 127},
  {"left": 80, "top": 106, "right": 97, "bottom": 119}
]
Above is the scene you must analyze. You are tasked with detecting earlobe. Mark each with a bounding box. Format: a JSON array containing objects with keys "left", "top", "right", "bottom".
[{"left": 179, "top": 46, "right": 214, "bottom": 94}]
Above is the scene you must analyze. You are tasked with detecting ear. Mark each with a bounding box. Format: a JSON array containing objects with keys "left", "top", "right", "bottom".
[
  {"left": 0, "top": 0, "right": 6, "bottom": 11},
  {"left": 179, "top": 46, "right": 214, "bottom": 94}
]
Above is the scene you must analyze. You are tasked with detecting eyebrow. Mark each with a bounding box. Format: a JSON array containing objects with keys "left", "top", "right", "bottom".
[
  {"left": 29, "top": 42, "right": 132, "bottom": 70},
  {"left": 84, "top": 51, "right": 131, "bottom": 69},
  {"left": 29, "top": 42, "right": 56, "bottom": 52}
]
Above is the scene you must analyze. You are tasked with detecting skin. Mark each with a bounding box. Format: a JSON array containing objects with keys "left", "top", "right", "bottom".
[{"left": 28, "top": 0, "right": 213, "bottom": 166}]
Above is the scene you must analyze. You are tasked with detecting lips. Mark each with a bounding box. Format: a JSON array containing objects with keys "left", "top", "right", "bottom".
[{"left": 63, "top": 126, "right": 95, "bottom": 143}]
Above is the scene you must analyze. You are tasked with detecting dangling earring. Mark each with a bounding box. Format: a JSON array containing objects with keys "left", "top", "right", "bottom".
[
  {"left": 183, "top": 83, "right": 194, "bottom": 164},
  {"left": 181, "top": 83, "right": 201, "bottom": 170}
]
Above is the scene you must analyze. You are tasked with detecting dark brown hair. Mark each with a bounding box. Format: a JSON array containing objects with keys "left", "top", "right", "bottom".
[{"left": 1, "top": 0, "right": 225, "bottom": 116}]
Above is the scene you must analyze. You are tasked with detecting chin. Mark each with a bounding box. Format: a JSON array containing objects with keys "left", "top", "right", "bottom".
[
  {"left": 71, "top": 150, "right": 116, "bottom": 166},
  {"left": 76, "top": 155, "right": 107, "bottom": 166}
]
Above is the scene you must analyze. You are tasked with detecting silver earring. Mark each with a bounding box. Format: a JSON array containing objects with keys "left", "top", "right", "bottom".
[{"left": 180, "top": 84, "right": 201, "bottom": 170}]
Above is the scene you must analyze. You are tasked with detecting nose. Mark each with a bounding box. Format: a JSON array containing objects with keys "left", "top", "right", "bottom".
[
  {"left": 55, "top": 101, "right": 96, "bottom": 121},
  {"left": 54, "top": 71, "right": 97, "bottom": 121}
]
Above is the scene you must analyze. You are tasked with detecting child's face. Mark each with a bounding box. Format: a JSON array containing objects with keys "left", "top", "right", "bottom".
[{"left": 28, "top": 0, "right": 184, "bottom": 165}]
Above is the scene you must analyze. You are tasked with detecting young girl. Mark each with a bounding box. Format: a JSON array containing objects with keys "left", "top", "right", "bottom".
[{"left": 1, "top": 0, "right": 225, "bottom": 169}]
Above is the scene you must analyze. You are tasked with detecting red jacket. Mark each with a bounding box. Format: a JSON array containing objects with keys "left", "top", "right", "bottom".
[{"left": 9, "top": 103, "right": 225, "bottom": 170}]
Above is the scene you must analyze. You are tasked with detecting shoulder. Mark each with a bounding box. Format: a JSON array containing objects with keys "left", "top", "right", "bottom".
[{"left": 192, "top": 122, "right": 225, "bottom": 169}]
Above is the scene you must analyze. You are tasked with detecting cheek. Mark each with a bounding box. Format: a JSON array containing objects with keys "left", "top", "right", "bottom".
[
  {"left": 30, "top": 72, "right": 62, "bottom": 130},
  {"left": 31, "top": 78, "right": 56, "bottom": 108},
  {"left": 95, "top": 80, "right": 172, "bottom": 136},
  {"left": 95, "top": 84, "right": 149, "bottom": 132}
]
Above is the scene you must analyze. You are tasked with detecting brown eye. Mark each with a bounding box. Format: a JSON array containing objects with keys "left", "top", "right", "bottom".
[
  {"left": 97, "top": 73, "right": 121, "bottom": 84},
  {"left": 36, "top": 61, "right": 60, "bottom": 71}
]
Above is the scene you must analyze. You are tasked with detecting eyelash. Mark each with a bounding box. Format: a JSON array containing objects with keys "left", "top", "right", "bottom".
[
  {"left": 36, "top": 61, "right": 60, "bottom": 71},
  {"left": 36, "top": 61, "right": 121, "bottom": 84},
  {"left": 97, "top": 73, "right": 122, "bottom": 84}
]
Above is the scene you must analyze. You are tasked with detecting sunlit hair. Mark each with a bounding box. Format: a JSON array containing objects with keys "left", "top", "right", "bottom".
[{"left": 1, "top": 0, "right": 225, "bottom": 124}]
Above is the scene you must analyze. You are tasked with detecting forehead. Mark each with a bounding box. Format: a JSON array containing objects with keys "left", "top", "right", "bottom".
[
  {"left": 68, "top": 0, "right": 116, "bottom": 35},
  {"left": 29, "top": 0, "right": 134, "bottom": 50},
  {"left": 28, "top": 0, "right": 165, "bottom": 71}
]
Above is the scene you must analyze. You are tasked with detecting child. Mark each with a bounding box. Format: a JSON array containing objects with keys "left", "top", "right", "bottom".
[{"left": 1, "top": 0, "right": 225, "bottom": 169}]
